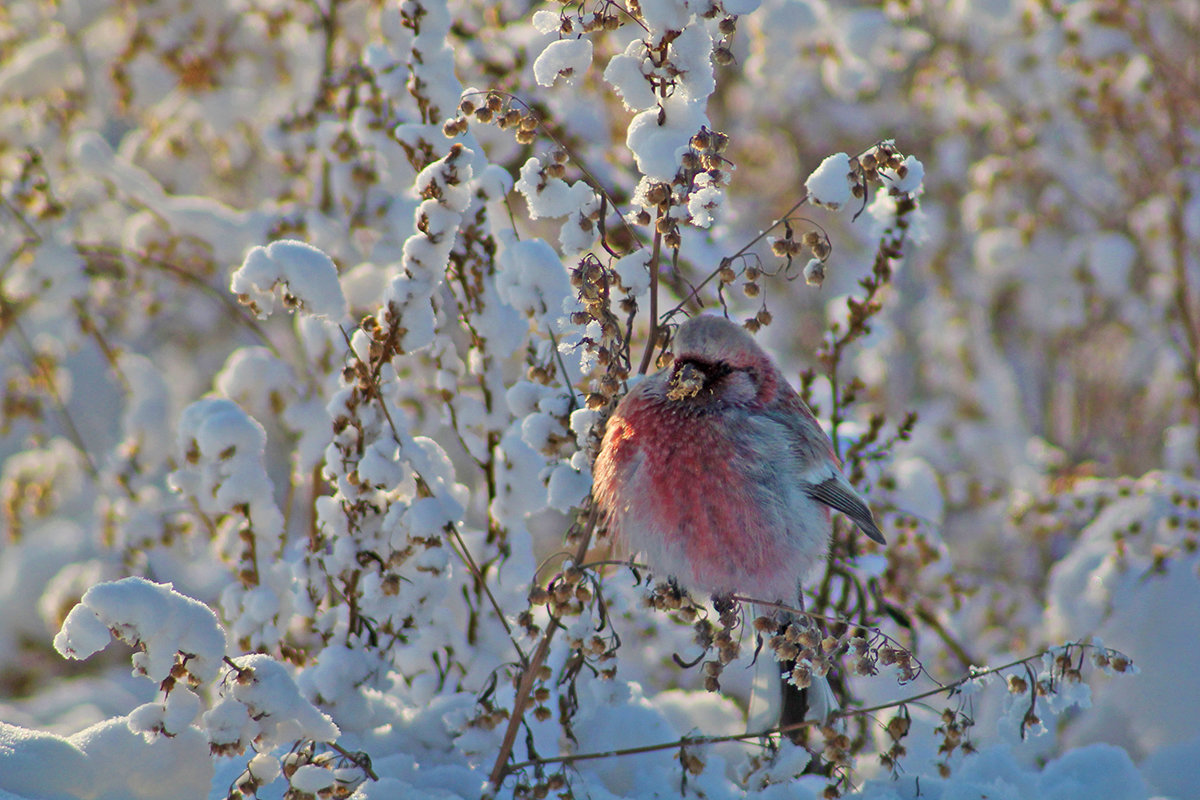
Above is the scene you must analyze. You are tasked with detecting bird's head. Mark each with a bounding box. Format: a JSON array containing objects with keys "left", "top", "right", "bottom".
[{"left": 663, "top": 316, "right": 780, "bottom": 407}]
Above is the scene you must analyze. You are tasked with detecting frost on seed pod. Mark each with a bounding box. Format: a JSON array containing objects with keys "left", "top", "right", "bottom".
[
  {"left": 791, "top": 661, "right": 813, "bottom": 689},
  {"left": 804, "top": 258, "right": 826, "bottom": 287}
]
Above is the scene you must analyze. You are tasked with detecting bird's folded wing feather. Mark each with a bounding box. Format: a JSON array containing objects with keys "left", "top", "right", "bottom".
[{"left": 804, "top": 477, "right": 886, "bottom": 544}]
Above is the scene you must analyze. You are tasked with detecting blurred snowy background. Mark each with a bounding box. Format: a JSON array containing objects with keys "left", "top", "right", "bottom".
[{"left": 0, "top": 0, "right": 1198, "bottom": 798}]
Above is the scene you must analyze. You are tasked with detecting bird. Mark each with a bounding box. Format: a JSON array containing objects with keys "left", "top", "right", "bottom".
[{"left": 592, "top": 314, "right": 885, "bottom": 735}]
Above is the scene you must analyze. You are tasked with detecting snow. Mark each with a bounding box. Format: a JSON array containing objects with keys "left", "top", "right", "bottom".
[
  {"left": 604, "top": 43, "right": 657, "bottom": 112},
  {"left": 0, "top": 717, "right": 212, "bottom": 800},
  {"left": 495, "top": 235, "right": 572, "bottom": 327},
  {"left": 627, "top": 93, "right": 710, "bottom": 182},
  {"left": 805, "top": 152, "right": 854, "bottom": 209},
  {"left": 613, "top": 251, "right": 653, "bottom": 296},
  {"left": 531, "top": 10, "right": 560, "bottom": 34},
  {"left": 223, "top": 654, "right": 340, "bottom": 746},
  {"left": 290, "top": 763, "right": 336, "bottom": 792},
  {"left": 688, "top": 173, "right": 724, "bottom": 228},
  {"left": 515, "top": 157, "right": 596, "bottom": 220},
  {"left": 890, "top": 154, "right": 925, "bottom": 194},
  {"left": 546, "top": 460, "right": 592, "bottom": 512},
  {"left": 247, "top": 752, "right": 281, "bottom": 783},
  {"left": 54, "top": 577, "right": 227, "bottom": 684},
  {"left": 231, "top": 239, "right": 348, "bottom": 320},
  {"left": 851, "top": 742, "right": 1150, "bottom": 800},
  {"left": 533, "top": 38, "right": 593, "bottom": 87},
  {"left": 3, "top": 1, "right": 1200, "bottom": 799},
  {"left": 168, "top": 397, "right": 284, "bottom": 556}
]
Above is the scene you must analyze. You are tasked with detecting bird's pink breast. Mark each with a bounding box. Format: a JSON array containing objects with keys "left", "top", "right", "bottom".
[{"left": 598, "top": 395, "right": 809, "bottom": 601}]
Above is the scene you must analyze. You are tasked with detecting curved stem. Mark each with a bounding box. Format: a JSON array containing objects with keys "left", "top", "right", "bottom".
[{"left": 636, "top": 226, "right": 663, "bottom": 375}]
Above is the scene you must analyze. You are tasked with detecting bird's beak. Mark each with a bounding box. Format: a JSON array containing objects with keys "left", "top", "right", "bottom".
[{"left": 667, "top": 362, "right": 705, "bottom": 401}]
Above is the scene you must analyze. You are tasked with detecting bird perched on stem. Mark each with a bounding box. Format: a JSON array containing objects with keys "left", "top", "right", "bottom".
[{"left": 593, "top": 314, "right": 885, "bottom": 736}]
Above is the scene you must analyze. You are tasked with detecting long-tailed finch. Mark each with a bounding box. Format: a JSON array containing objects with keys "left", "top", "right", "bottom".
[{"left": 593, "top": 314, "right": 885, "bottom": 731}]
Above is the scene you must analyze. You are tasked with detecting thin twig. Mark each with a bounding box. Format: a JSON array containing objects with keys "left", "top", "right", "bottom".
[
  {"left": 503, "top": 641, "right": 1122, "bottom": 773},
  {"left": 486, "top": 508, "right": 598, "bottom": 791},
  {"left": 334, "top": 326, "right": 527, "bottom": 662},
  {"left": 636, "top": 226, "right": 663, "bottom": 375},
  {"left": 665, "top": 195, "right": 811, "bottom": 318},
  {"left": 730, "top": 595, "right": 936, "bottom": 686},
  {"left": 444, "top": 522, "right": 527, "bottom": 664},
  {"left": 10, "top": 320, "right": 99, "bottom": 480}
]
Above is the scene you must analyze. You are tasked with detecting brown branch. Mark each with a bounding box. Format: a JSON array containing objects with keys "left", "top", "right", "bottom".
[
  {"left": 486, "top": 508, "right": 598, "bottom": 792},
  {"left": 636, "top": 226, "right": 663, "bottom": 375},
  {"left": 502, "top": 641, "right": 1125, "bottom": 773}
]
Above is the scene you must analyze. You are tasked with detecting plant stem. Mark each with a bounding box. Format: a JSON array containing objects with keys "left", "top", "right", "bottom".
[{"left": 486, "top": 510, "right": 597, "bottom": 792}]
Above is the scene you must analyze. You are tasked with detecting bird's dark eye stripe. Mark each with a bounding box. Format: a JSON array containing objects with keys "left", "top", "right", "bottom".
[{"left": 674, "top": 358, "right": 735, "bottom": 382}]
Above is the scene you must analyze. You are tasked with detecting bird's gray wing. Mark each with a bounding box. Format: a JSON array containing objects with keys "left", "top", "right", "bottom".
[{"left": 804, "top": 477, "right": 886, "bottom": 544}]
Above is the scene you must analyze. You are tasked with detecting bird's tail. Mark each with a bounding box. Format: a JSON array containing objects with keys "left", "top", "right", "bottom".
[
  {"left": 778, "top": 670, "right": 839, "bottom": 744},
  {"left": 748, "top": 603, "right": 841, "bottom": 742}
]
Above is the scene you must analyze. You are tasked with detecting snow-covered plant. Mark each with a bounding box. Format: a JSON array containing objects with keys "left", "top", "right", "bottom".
[{"left": 1, "top": 1, "right": 1196, "bottom": 799}]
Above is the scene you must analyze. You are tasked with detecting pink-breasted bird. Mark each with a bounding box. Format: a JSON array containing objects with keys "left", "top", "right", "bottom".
[{"left": 592, "top": 314, "right": 885, "bottom": 732}]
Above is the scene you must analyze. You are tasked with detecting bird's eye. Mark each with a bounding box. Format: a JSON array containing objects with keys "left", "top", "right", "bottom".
[{"left": 707, "top": 362, "right": 733, "bottom": 382}]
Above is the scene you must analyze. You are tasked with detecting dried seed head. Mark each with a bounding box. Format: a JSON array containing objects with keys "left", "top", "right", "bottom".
[
  {"left": 646, "top": 183, "right": 670, "bottom": 206},
  {"left": 791, "top": 662, "right": 813, "bottom": 689},
  {"left": 887, "top": 715, "right": 910, "bottom": 740}
]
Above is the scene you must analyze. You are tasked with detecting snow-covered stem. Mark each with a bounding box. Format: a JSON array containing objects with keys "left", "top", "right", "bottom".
[{"left": 486, "top": 509, "right": 599, "bottom": 792}]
